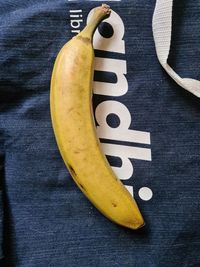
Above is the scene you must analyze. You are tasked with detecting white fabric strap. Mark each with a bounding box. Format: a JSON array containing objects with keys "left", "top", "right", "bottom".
[{"left": 152, "top": 0, "right": 200, "bottom": 97}]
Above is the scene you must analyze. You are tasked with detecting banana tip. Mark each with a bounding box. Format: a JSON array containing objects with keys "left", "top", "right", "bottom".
[
  {"left": 101, "top": 4, "right": 111, "bottom": 16},
  {"left": 138, "top": 221, "right": 146, "bottom": 229}
]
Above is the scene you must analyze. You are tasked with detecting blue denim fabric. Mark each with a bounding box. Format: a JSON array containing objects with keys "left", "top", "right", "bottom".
[
  {"left": 0, "top": 0, "right": 200, "bottom": 266},
  {"left": 0, "top": 156, "right": 3, "bottom": 260}
]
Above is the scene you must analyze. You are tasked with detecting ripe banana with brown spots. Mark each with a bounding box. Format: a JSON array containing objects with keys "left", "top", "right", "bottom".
[{"left": 50, "top": 4, "right": 144, "bottom": 229}]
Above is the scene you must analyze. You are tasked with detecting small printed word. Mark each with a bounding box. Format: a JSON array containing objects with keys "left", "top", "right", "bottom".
[{"left": 69, "top": 9, "right": 83, "bottom": 34}]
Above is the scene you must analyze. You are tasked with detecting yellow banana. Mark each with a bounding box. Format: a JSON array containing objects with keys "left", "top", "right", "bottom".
[{"left": 50, "top": 4, "right": 144, "bottom": 230}]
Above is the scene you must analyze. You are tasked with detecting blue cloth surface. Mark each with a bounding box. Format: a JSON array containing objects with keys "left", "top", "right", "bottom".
[{"left": 0, "top": 0, "right": 200, "bottom": 266}]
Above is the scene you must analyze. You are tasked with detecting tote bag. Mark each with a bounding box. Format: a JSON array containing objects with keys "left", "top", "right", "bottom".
[{"left": 0, "top": 0, "right": 200, "bottom": 266}]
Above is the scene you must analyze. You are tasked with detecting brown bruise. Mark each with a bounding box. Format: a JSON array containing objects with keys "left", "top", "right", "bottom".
[
  {"left": 68, "top": 164, "right": 76, "bottom": 178},
  {"left": 111, "top": 202, "right": 117, "bottom": 208},
  {"left": 76, "top": 35, "right": 91, "bottom": 44}
]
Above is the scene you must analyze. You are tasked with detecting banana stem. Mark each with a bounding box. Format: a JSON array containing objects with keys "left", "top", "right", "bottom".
[{"left": 80, "top": 4, "right": 111, "bottom": 39}]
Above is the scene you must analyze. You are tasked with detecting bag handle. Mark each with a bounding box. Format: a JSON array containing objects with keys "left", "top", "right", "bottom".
[{"left": 152, "top": 0, "right": 200, "bottom": 97}]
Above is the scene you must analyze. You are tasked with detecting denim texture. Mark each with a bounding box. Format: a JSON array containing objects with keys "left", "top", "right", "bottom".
[{"left": 0, "top": 0, "right": 200, "bottom": 266}]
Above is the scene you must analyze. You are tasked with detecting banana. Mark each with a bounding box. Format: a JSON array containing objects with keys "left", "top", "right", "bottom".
[{"left": 50, "top": 4, "right": 144, "bottom": 230}]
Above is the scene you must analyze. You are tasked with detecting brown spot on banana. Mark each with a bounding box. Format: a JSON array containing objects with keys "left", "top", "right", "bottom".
[
  {"left": 76, "top": 36, "right": 91, "bottom": 44},
  {"left": 68, "top": 164, "right": 76, "bottom": 178},
  {"left": 79, "top": 183, "right": 86, "bottom": 191},
  {"left": 111, "top": 202, "right": 117, "bottom": 208}
]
